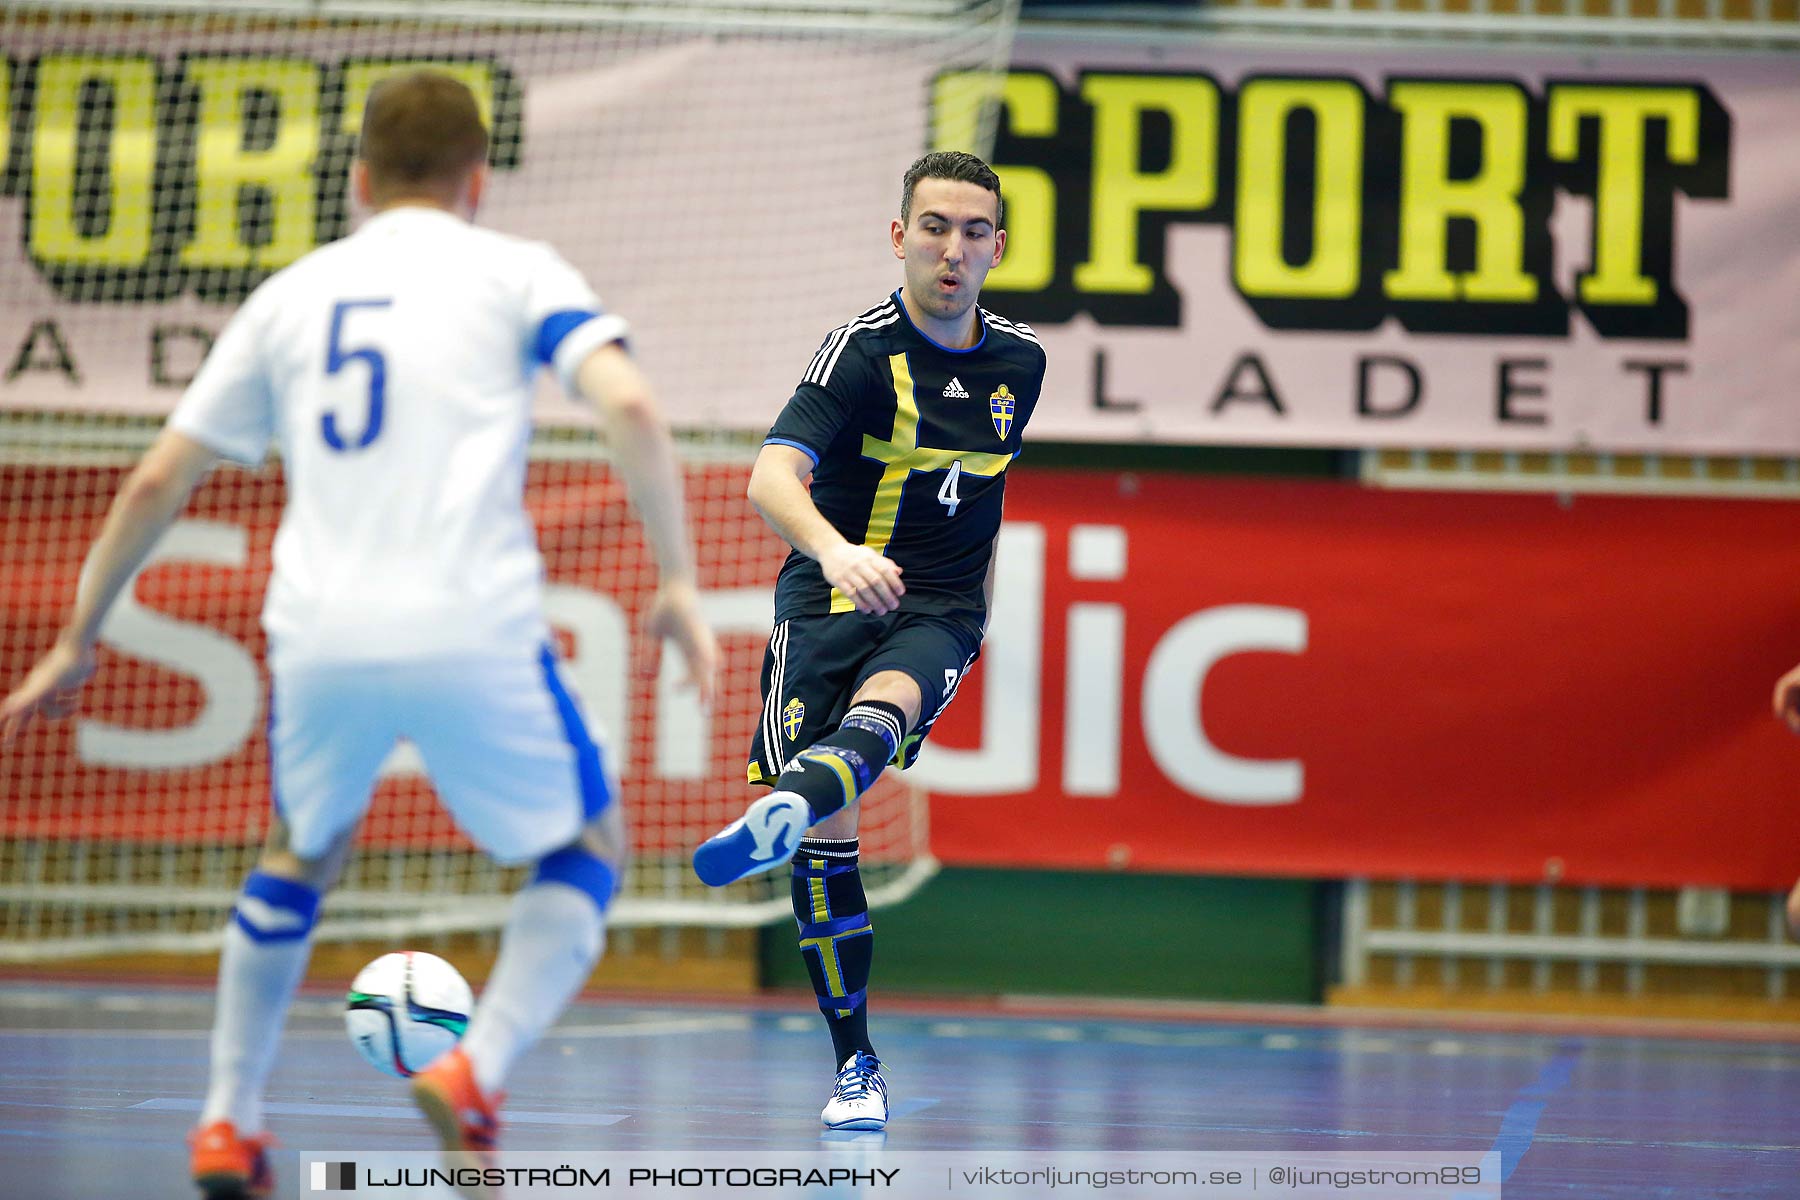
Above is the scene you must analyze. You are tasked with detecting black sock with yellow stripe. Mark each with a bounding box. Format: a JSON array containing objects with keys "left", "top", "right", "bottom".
[
  {"left": 775, "top": 701, "right": 904, "bottom": 824},
  {"left": 791, "top": 837, "right": 874, "bottom": 1067}
]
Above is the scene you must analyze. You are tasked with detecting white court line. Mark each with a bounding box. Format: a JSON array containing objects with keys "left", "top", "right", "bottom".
[
  {"left": 1, "top": 1015, "right": 749, "bottom": 1041},
  {"left": 95, "top": 996, "right": 151, "bottom": 1012},
  {"left": 0, "top": 994, "right": 74, "bottom": 1009},
  {"left": 131, "top": 1098, "right": 630, "bottom": 1126},
  {"left": 550, "top": 1016, "right": 751, "bottom": 1038},
  {"left": 0, "top": 1028, "right": 214, "bottom": 1039},
  {"left": 0, "top": 992, "right": 338, "bottom": 1019},
  {"left": 1100, "top": 1028, "right": 1243, "bottom": 1047}
]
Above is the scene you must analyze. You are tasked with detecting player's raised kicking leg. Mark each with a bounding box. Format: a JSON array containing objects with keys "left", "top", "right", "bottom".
[{"left": 693, "top": 675, "right": 914, "bottom": 888}]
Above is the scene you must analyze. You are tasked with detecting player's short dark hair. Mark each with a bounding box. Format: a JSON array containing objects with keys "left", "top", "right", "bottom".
[
  {"left": 358, "top": 71, "right": 489, "bottom": 201},
  {"left": 900, "top": 150, "right": 1004, "bottom": 229}
]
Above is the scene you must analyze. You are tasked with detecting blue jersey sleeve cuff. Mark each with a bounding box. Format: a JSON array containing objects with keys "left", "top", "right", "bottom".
[
  {"left": 540, "top": 311, "right": 632, "bottom": 394},
  {"left": 535, "top": 309, "right": 601, "bottom": 366},
  {"left": 763, "top": 437, "right": 821, "bottom": 469}
]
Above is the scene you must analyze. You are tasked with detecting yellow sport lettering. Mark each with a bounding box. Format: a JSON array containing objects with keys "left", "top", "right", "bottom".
[
  {"left": 339, "top": 60, "right": 497, "bottom": 140},
  {"left": 1548, "top": 85, "right": 1702, "bottom": 307},
  {"left": 932, "top": 71, "right": 1060, "bottom": 293},
  {"left": 924, "top": 68, "right": 1727, "bottom": 338},
  {"left": 31, "top": 55, "right": 158, "bottom": 268},
  {"left": 181, "top": 58, "right": 322, "bottom": 271},
  {"left": 1384, "top": 81, "right": 1537, "bottom": 304},
  {"left": 1234, "top": 78, "right": 1364, "bottom": 301},
  {"left": 14, "top": 50, "right": 518, "bottom": 304},
  {"left": 1074, "top": 74, "right": 1219, "bottom": 296}
]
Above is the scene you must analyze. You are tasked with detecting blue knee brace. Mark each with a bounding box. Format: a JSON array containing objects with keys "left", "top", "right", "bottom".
[
  {"left": 232, "top": 871, "right": 321, "bottom": 944},
  {"left": 532, "top": 844, "right": 618, "bottom": 914}
]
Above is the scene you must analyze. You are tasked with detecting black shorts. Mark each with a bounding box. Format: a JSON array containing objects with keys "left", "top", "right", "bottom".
[{"left": 747, "top": 609, "right": 984, "bottom": 786}]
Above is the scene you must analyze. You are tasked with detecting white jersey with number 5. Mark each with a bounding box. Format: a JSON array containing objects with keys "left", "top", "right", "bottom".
[{"left": 169, "top": 207, "right": 626, "bottom": 668}]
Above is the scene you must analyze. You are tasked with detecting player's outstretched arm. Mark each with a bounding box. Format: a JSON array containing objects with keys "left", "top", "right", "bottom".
[
  {"left": 747, "top": 444, "right": 904, "bottom": 615},
  {"left": 575, "top": 343, "right": 718, "bottom": 708},
  {"left": 1, "top": 429, "right": 218, "bottom": 745},
  {"left": 1773, "top": 661, "right": 1800, "bottom": 735},
  {"left": 1773, "top": 664, "right": 1800, "bottom": 940}
]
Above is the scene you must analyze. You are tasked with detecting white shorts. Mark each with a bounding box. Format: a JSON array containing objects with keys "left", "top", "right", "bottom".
[{"left": 268, "top": 645, "right": 610, "bottom": 864}]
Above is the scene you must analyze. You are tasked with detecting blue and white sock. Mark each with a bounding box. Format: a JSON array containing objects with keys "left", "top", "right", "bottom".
[
  {"left": 200, "top": 871, "right": 321, "bottom": 1133},
  {"left": 459, "top": 846, "right": 613, "bottom": 1095}
]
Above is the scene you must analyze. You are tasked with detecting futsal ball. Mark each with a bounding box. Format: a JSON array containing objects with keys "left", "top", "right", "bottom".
[{"left": 344, "top": 951, "right": 474, "bottom": 1078}]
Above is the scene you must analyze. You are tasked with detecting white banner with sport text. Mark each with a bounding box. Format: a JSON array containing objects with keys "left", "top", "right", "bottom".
[
  {"left": 3, "top": 18, "right": 1794, "bottom": 452},
  {"left": 954, "top": 36, "right": 1800, "bottom": 454},
  {"left": 0, "top": 16, "right": 952, "bottom": 434}
]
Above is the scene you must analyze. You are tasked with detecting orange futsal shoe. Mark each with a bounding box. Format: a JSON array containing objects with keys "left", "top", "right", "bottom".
[
  {"left": 188, "top": 1120, "right": 274, "bottom": 1200},
  {"left": 413, "top": 1048, "right": 503, "bottom": 1198},
  {"left": 412, "top": 1047, "right": 503, "bottom": 1192}
]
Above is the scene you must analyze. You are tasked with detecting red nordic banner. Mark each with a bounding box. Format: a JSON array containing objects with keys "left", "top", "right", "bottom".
[
  {"left": 918, "top": 471, "right": 1800, "bottom": 890},
  {"left": 3, "top": 462, "right": 1797, "bottom": 889},
  {"left": 0, "top": 461, "right": 790, "bottom": 862}
]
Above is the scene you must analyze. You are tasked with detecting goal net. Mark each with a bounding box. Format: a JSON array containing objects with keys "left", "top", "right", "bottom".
[{"left": 0, "top": 0, "right": 1022, "bottom": 961}]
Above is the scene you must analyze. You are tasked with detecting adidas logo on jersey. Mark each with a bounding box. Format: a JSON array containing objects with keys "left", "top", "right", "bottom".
[{"left": 942, "top": 377, "right": 970, "bottom": 399}]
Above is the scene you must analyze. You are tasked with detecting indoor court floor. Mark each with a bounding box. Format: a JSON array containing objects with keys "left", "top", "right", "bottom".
[{"left": 1, "top": 979, "right": 1795, "bottom": 1199}]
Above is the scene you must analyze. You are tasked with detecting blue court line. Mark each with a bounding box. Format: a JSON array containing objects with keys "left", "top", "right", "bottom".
[
  {"left": 130, "top": 1098, "right": 629, "bottom": 1127},
  {"left": 1490, "top": 1042, "right": 1583, "bottom": 1182}
]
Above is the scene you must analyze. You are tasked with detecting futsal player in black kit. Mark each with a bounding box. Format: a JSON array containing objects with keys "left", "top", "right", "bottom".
[{"left": 693, "top": 151, "right": 1046, "bottom": 1130}]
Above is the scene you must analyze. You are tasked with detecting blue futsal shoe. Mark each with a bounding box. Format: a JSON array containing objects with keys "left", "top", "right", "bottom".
[
  {"left": 822, "top": 1051, "right": 888, "bottom": 1131},
  {"left": 692, "top": 791, "right": 810, "bottom": 886}
]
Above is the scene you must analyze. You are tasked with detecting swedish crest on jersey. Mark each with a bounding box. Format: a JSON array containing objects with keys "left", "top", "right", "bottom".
[
  {"left": 782, "top": 697, "right": 806, "bottom": 740},
  {"left": 989, "top": 384, "right": 1015, "bottom": 440}
]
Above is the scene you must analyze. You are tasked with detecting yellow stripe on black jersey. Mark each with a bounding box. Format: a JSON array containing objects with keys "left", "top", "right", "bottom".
[{"left": 764, "top": 292, "right": 1046, "bottom": 624}]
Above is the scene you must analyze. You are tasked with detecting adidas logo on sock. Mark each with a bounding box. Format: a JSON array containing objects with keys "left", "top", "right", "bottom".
[{"left": 942, "top": 377, "right": 970, "bottom": 398}]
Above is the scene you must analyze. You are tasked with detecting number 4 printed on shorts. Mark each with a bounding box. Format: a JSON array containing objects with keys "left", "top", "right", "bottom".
[{"left": 930, "top": 667, "right": 962, "bottom": 725}]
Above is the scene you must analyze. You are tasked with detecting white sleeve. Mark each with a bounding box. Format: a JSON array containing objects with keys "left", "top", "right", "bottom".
[
  {"left": 523, "top": 244, "right": 631, "bottom": 395},
  {"left": 167, "top": 291, "right": 275, "bottom": 465}
]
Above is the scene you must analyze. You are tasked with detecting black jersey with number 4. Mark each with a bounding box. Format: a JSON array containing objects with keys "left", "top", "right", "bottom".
[{"left": 764, "top": 290, "right": 1046, "bottom": 623}]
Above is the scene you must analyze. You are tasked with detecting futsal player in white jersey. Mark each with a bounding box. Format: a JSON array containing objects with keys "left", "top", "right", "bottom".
[{"left": 0, "top": 72, "right": 717, "bottom": 1200}]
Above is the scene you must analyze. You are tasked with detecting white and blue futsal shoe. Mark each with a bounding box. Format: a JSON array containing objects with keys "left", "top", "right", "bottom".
[
  {"left": 692, "top": 791, "right": 810, "bottom": 886},
  {"left": 821, "top": 1051, "right": 888, "bottom": 1131}
]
